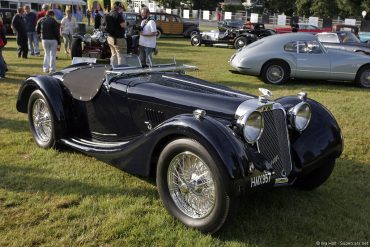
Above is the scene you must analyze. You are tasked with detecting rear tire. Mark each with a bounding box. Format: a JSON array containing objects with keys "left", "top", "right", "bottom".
[
  {"left": 156, "top": 138, "right": 232, "bottom": 233},
  {"left": 355, "top": 65, "right": 370, "bottom": 88},
  {"left": 294, "top": 158, "right": 336, "bottom": 190},
  {"left": 261, "top": 60, "right": 290, "bottom": 85},
  {"left": 71, "top": 38, "right": 82, "bottom": 58},
  {"left": 191, "top": 35, "right": 201, "bottom": 46}
]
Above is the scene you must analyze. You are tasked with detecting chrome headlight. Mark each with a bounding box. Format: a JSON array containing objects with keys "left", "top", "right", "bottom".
[
  {"left": 238, "top": 111, "right": 264, "bottom": 144},
  {"left": 99, "top": 36, "right": 106, "bottom": 43},
  {"left": 84, "top": 34, "right": 91, "bottom": 43},
  {"left": 288, "top": 102, "right": 311, "bottom": 132}
]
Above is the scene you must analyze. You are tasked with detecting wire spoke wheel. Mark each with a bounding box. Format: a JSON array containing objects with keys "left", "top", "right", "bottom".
[
  {"left": 32, "top": 98, "right": 52, "bottom": 143},
  {"left": 167, "top": 151, "right": 215, "bottom": 219}
]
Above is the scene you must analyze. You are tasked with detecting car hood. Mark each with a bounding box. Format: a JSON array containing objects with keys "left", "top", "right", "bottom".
[{"left": 126, "top": 73, "right": 254, "bottom": 120}]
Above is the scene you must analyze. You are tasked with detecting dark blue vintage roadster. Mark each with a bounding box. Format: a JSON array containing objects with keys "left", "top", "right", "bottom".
[{"left": 16, "top": 58, "right": 343, "bottom": 233}]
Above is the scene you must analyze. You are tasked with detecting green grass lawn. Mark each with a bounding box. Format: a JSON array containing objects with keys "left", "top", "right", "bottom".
[{"left": 0, "top": 37, "right": 369, "bottom": 246}]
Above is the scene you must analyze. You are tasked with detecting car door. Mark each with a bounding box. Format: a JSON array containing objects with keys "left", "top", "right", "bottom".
[
  {"left": 170, "top": 15, "right": 183, "bottom": 35},
  {"left": 295, "top": 40, "right": 331, "bottom": 79}
]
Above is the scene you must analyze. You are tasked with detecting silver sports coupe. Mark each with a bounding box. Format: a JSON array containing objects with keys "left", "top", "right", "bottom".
[{"left": 229, "top": 33, "right": 370, "bottom": 88}]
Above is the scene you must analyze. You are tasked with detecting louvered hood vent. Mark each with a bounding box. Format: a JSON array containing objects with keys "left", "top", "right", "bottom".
[{"left": 145, "top": 108, "right": 166, "bottom": 127}]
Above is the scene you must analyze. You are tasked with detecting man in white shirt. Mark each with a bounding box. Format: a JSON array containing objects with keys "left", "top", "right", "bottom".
[
  {"left": 60, "top": 10, "right": 77, "bottom": 54},
  {"left": 139, "top": 7, "right": 157, "bottom": 67}
]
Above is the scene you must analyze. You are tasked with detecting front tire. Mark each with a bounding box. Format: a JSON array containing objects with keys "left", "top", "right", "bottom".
[
  {"left": 294, "top": 158, "right": 336, "bottom": 190},
  {"left": 28, "top": 90, "right": 58, "bottom": 149},
  {"left": 156, "top": 138, "right": 231, "bottom": 233},
  {"left": 355, "top": 65, "right": 370, "bottom": 88},
  {"left": 71, "top": 38, "right": 82, "bottom": 58},
  {"left": 191, "top": 35, "right": 201, "bottom": 46},
  {"left": 234, "top": 36, "right": 248, "bottom": 49},
  {"left": 261, "top": 60, "right": 290, "bottom": 85}
]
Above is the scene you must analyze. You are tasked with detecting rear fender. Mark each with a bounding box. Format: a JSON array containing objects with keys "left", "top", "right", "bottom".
[{"left": 276, "top": 96, "right": 343, "bottom": 176}]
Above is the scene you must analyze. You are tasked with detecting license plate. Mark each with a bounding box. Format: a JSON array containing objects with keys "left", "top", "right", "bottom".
[{"left": 250, "top": 173, "right": 271, "bottom": 188}]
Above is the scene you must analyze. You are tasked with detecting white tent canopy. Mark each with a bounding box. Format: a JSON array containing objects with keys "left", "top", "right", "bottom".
[{"left": 10, "top": 0, "right": 86, "bottom": 5}]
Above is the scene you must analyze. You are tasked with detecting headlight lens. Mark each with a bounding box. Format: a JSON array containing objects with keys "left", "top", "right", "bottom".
[
  {"left": 240, "top": 111, "right": 264, "bottom": 144},
  {"left": 289, "top": 102, "right": 311, "bottom": 132},
  {"left": 84, "top": 34, "right": 91, "bottom": 43},
  {"left": 99, "top": 36, "right": 106, "bottom": 43}
]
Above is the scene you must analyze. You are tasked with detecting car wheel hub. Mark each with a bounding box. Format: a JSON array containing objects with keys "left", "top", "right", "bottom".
[
  {"left": 238, "top": 40, "right": 245, "bottom": 47},
  {"left": 167, "top": 151, "right": 215, "bottom": 219},
  {"left": 267, "top": 65, "right": 284, "bottom": 83},
  {"left": 360, "top": 70, "right": 370, "bottom": 86},
  {"left": 32, "top": 98, "right": 52, "bottom": 143}
]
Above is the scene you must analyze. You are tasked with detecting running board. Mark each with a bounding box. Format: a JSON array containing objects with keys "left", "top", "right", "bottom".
[{"left": 60, "top": 137, "right": 129, "bottom": 154}]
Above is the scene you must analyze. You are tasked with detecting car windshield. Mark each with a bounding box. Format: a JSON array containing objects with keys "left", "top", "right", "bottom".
[
  {"left": 338, "top": 32, "right": 361, "bottom": 43},
  {"left": 316, "top": 33, "right": 340, "bottom": 43}
]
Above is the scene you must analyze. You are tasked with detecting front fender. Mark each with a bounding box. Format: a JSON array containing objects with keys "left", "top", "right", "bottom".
[
  {"left": 152, "top": 115, "right": 250, "bottom": 179},
  {"left": 100, "top": 114, "right": 255, "bottom": 184},
  {"left": 276, "top": 96, "right": 343, "bottom": 176},
  {"left": 16, "top": 75, "right": 66, "bottom": 123}
]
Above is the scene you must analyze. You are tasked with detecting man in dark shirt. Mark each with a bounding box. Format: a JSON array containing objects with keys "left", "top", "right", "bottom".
[
  {"left": 105, "top": 1, "right": 126, "bottom": 67},
  {"left": 36, "top": 10, "right": 61, "bottom": 73},
  {"left": 24, "top": 5, "right": 40, "bottom": 56},
  {"left": 11, "top": 7, "right": 28, "bottom": 58},
  {"left": 94, "top": 9, "right": 101, "bottom": 29}
]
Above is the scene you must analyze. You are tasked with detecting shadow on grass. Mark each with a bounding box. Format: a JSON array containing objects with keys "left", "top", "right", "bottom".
[
  {"left": 217, "top": 158, "right": 370, "bottom": 245},
  {"left": 0, "top": 118, "right": 28, "bottom": 132},
  {"left": 0, "top": 162, "right": 158, "bottom": 200}
]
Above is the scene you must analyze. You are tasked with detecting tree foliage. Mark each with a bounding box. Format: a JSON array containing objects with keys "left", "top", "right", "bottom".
[{"left": 157, "top": 0, "right": 370, "bottom": 18}]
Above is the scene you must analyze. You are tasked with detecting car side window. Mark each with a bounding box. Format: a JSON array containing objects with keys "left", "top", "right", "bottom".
[
  {"left": 284, "top": 41, "right": 298, "bottom": 53},
  {"left": 298, "top": 41, "right": 308, "bottom": 53},
  {"left": 308, "top": 41, "right": 323, "bottom": 54}
]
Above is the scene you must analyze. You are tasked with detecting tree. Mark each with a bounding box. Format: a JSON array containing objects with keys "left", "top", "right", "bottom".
[
  {"left": 310, "top": 0, "right": 339, "bottom": 17},
  {"left": 336, "top": 0, "right": 363, "bottom": 17},
  {"left": 295, "top": 0, "right": 311, "bottom": 17},
  {"left": 190, "top": 0, "right": 219, "bottom": 10},
  {"left": 264, "top": 0, "right": 295, "bottom": 15}
]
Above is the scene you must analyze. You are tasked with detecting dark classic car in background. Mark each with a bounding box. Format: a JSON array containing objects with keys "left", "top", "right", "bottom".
[
  {"left": 0, "top": 8, "right": 16, "bottom": 35},
  {"left": 71, "top": 28, "right": 139, "bottom": 59},
  {"left": 16, "top": 57, "right": 343, "bottom": 233},
  {"left": 230, "top": 33, "right": 370, "bottom": 88},
  {"left": 191, "top": 24, "right": 275, "bottom": 49},
  {"left": 316, "top": 31, "right": 370, "bottom": 55}
]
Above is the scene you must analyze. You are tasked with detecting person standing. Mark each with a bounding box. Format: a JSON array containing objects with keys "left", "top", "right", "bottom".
[
  {"left": 24, "top": 5, "right": 40, "bottom": 56},
  {"left": 61, "top": 10, "right": 77, "bottom": 54},
  {"left": 37, "top": 10, "right": 60, "bottom": 73},
  {"left": 11, "top": 7, "right": 28, "bottom": 59},
  {"left": 86, "top": 9, "right": 91, "bottom": 26},
  {"left": 105, "top": 1, "right": 127, "bottom": 67},
  {"left": 0, "top": 17, "right": 7, "bottom": 79},
  {"left": 138, "top": 7, "right": 157, "bottom": 67},
  {"left": 94, "top": 9, "right": 102, "bottom": 29}
]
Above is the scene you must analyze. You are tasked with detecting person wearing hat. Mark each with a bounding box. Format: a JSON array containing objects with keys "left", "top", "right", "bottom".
[{"left": 105, "top": 1, "right": 127, "bottom": 67}]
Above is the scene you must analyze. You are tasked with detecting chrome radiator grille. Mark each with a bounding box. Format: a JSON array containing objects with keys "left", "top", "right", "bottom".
[{"left": 257, "top": 109, "right": 292, "bottom": 178}]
